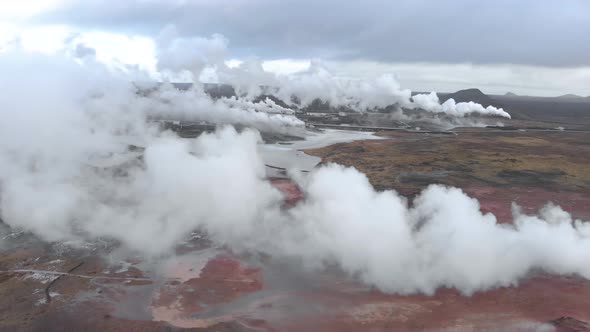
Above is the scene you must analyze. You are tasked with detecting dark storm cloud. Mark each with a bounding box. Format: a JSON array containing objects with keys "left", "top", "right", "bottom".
[{"left": 35, "top": 0, "right": 590, "bottom": 66}]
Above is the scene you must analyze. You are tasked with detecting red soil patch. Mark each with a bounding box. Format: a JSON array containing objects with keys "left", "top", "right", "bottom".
[
  {"left": 274, "top": 275, "right": 590, "bottom": 331},
  {"left": 150, "top": 255, "right": 263, "bottom": 328},
  {"left": 464, "top": 186, "right": 590, "bottom": 224},
  {"left": 270, "top": 178, "right": 304, "bottom": 207}
]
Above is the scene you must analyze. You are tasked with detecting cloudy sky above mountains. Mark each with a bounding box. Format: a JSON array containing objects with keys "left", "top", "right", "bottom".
[{"left": 1, "top": 0, "right": 589, "bottom": 96}]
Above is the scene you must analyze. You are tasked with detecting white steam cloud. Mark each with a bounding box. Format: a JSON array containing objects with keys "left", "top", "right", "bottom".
[
  {"left": 155, "top": 25, "right": 510, "bottom": 118},
  {"left": 3, "top": 32, "right": 582, "bottom": 298},
  {"left": 279, "top": 166, "right": 590, "bottom": 295},
  {"left": 0, "top": 49, "right": 304, "bottom": 135},
  {"left": 412, "top": 91, "right": 511, "bottom": 118},
  {"left": 220, "top": 60, "right": 510, "bottom": 118},
  {"left": 139, "top": 82, "right": 304, "bottom": 134}
]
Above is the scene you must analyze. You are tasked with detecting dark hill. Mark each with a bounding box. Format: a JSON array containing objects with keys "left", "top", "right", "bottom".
[{"left": 439, "top": 88, "right": 497, "bottom": 108}]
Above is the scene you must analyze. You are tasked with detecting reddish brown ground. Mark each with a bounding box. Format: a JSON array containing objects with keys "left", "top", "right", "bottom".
[
  {"left": 465, "top": 186, "right": 590, "bottom": 224},
  {"left": 306, "top": 130, "right": 590, "bottom": 224},
  {"left": 269, "top": 178, "right": 304, "bottom": 206},
  {"left": 150, "top": 255, "right": 264, "bottom": 329},
  {"left": 275, "top": 275, "right": 590, "bottom": 331},
  {"left": 2, "top": 244, "right": 590, "bottom": 331}
]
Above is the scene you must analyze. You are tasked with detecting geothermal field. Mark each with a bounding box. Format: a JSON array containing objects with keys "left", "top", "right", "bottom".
[{"left": 1, "top": 39, "right": 590, "bottom": 331}]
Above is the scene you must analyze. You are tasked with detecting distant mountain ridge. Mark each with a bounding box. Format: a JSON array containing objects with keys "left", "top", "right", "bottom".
[{"left": 557, "top": 94, "right": 585, "bottom": 100}]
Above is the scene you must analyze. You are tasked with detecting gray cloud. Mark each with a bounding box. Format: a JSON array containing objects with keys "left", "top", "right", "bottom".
[{"left": 35, "top": 0, "right": 590, "bottom": 66}]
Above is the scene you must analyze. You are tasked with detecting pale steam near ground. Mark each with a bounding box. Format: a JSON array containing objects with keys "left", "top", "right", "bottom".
[{"left": 3, "top": 31, "right": 588, "bottom": 297}]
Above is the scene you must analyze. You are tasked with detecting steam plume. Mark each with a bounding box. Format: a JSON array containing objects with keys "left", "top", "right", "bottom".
[
  {"left": 4, "top": 38, "right": 584, "bottom": 298},
  {"left": 156, "top": 25, "right": 510, "bottom": 118},
  {"left": 412, "top": 91, "right": 511, "bottom": 118}
]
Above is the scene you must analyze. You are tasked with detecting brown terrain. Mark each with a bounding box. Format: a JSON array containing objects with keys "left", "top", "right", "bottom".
[
  {"left": 306, "top": 129, "right": 590, "bottom": 222},
  {"left": 2, "top": 91, "right": 590, "bottom": 331}
]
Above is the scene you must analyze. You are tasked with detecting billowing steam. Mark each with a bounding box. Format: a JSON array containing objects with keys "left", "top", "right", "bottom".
[
  {"left": 412, "top": 91, "right": 511, "bottom": 118},
  {"left": 219, "top": 59, "right": 510, "bottom": 117},
  {"left": 272, "top": 62, "right": 414, "bottom": 111},
  {"left": 1, "top": 114, "right": 588, "bottom": 295},
  {"left": 156, "top": 25, "right": 509, "bottom": 118},
  {"left": 285, "top": 169, "right": 590, "bottom": 294},
  {"left": 4, "top": 31, "right": 585, "bottom": 298},
  {"left": 138, "top": 82, "right": 304, "bottom": 134}
]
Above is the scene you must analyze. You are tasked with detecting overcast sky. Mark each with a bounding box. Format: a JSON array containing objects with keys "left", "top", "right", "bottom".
[{"left": 1, "top": 0, "right": 589, "bottom": 96}]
